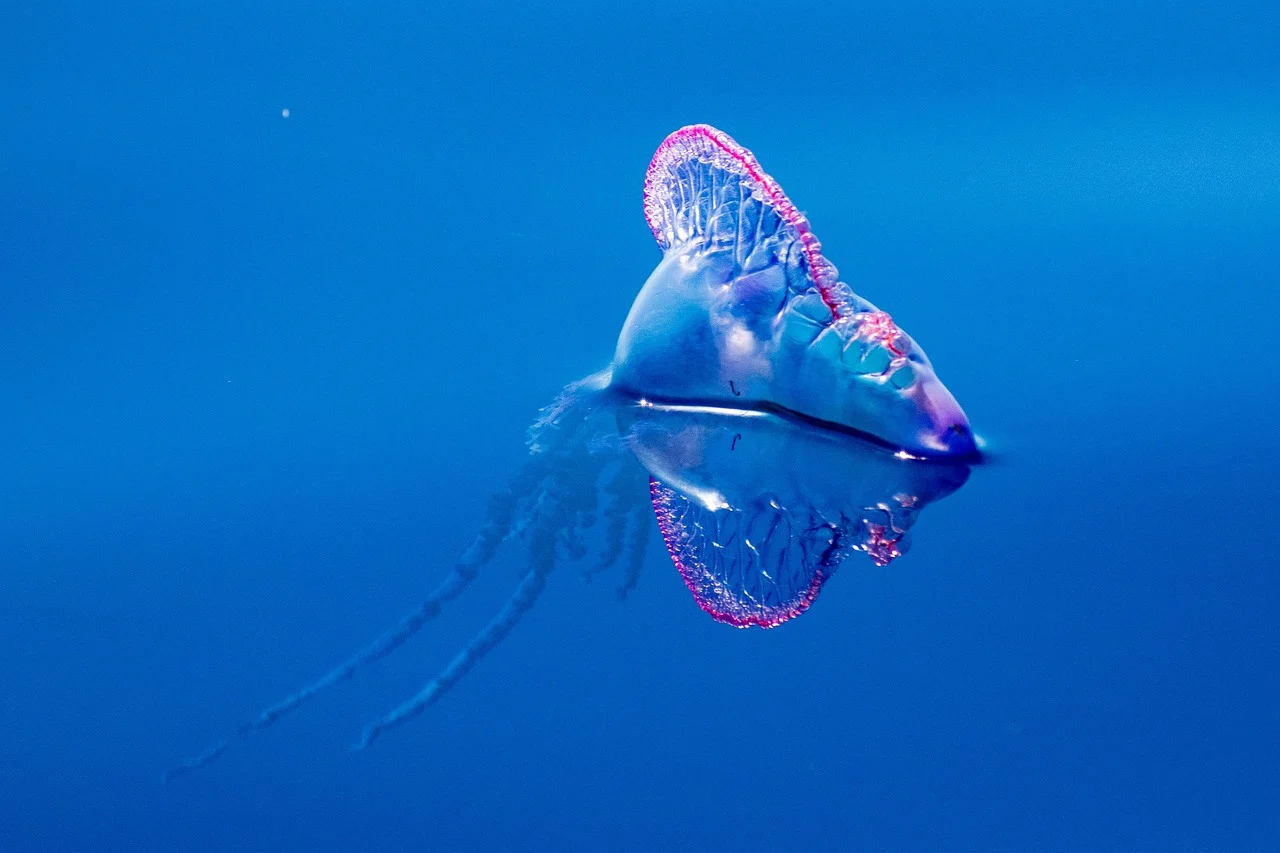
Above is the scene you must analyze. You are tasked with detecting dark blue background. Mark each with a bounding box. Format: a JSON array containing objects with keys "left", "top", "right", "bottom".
[{"left": 3, "top": 2, "right": 1278, "bottom": 850}]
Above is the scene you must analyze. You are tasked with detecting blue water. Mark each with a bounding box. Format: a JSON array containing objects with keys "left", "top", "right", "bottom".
[{"left": 4, "top": 2, "right": 1279, "bottom": 850}]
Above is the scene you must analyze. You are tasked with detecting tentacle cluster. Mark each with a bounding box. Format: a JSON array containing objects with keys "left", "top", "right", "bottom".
[
  {"left": 580, "top": 462, "right": 653, "bottom": 600},
  {"left": 168, "top": 380, "right": 650, "bottom": 780}
]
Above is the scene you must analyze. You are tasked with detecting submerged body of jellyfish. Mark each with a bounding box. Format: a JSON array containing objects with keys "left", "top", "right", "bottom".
[{"left": 168, "top": 125, "right": 978, "bottom": 780}]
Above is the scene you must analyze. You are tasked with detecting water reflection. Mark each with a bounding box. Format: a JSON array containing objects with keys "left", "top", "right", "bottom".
[{"left": 625, "top": 400, "right": 971, "bottom": 627}]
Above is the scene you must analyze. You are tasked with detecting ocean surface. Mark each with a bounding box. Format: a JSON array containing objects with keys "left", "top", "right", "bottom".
[{"left": 3, "top": 2, "right": 1279, "bottom": 850}]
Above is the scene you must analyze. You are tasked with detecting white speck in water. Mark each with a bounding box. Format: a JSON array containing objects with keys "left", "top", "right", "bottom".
[{"left": 281, "top": 108, "right": 290, "bottom": 118}]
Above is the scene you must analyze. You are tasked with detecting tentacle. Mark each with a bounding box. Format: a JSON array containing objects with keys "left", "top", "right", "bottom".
[
  {"left": 615, "top": 500, "right": 651, "bottom": 601},
  {"left": 351, "top": 411, "right": 630, "bottom": 749},
  {"left": 167, "top": 377, "right": 626, "bottom": 777},
  {"left": 351, "top": 460, "right": 595, "bottom": 749},
  {"left": 581, "top": 461, "right": 637, "bottom": 583},
  {"left": 352, "top": 531, "right": 556, "bottom": 751},
  {"left": 166, "top": 454, "right": 556, "bottom": 782},
  {"left": 165, "top": 566, "right": 475, "bottom": 782}
]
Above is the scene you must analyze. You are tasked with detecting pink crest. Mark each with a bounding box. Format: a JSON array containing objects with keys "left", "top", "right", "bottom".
[{"left": 642, "top": 124, "right": 851, "bottom": 323}]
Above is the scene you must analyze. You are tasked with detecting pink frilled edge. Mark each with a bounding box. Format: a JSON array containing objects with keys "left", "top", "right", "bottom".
[
  {"left": 643, "top": 124, "right": 907, "bottom": 358},
  {"left": 642, "top": 124, "right": 853, "bottom": 324},
  {"left": 650, "top": 477, "right": 828, "bottom": 629}
]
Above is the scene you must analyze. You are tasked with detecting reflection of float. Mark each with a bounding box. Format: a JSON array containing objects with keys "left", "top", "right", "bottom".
[
  {"left": 621, "top": 401, "right": 970, "bottom": 628},
  {"left": 170, "top": 124, "right": 980, "bottom": 779}
]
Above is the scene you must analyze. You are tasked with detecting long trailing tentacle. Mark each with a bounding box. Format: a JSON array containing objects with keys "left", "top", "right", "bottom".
[
  {"left": 615, "top": 500, "right": 651, "bottom": 600},
  {"left": 165, "top": 567, "right": 475, "bottom": 782},
  {"left": 351, "top": 405, "right": 632, "bottom": 749},
  {"left": 165, "top": 454, "right": 554, "bottom": 782},
  {"left": 351, "top": 446, "right": 602, "bottom": 748},
  {"left": 581, "top": 461, "right": 637, "bottom": 583},
  {"left": 167, "top": 375, "right": 637, "bottom": 777},
  {"left": 352, "top": 524, "right": 557, "bottom": 751}
]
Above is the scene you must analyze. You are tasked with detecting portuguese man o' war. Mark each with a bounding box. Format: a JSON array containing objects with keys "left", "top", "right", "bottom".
[{"left": 168, "top": 124, "right": 978, "bottom": 780}]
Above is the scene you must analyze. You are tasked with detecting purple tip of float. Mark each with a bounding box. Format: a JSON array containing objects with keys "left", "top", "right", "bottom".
[
  {"left": 642, "top": 124, "right": 851, "bottom": 324},
  {"left": 649, "top": 477, "right": 830, "bottom": 629}
]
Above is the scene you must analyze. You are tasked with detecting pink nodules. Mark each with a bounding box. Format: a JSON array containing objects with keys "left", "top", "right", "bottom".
[
  {"left": 643, "top": 124, "right": 850, "bottom": 322},
  {"left": 855, "top": 310, "right": 906, "bottom": 358},
  {"left": 649, "top": 477, "right": 826, "bottom": 629},
  {"left": 862, "top": 523, "right": 903, "bottom": 568}
]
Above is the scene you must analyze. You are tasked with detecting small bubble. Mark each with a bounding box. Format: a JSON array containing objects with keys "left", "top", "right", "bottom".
[{"left": 281, "top": 108, "right": 290, "bottom": 118}]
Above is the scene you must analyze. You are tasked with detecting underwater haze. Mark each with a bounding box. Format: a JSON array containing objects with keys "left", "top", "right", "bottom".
[{"left": 3, "top": 1, "right": 1279, "bottom": 850}]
